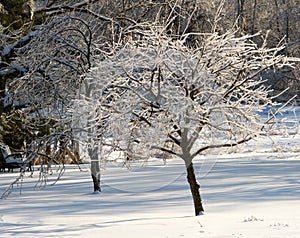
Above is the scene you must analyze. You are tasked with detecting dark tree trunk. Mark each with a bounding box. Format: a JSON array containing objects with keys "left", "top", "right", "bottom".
[
  {"left": 186, "top": 162, "right": 204, "bottom": 216},
  {"left": 237, "top": 0, "right": 246, "bottom": 30},
  {"left": 91, "top": 168, "right": 101, "bottom": 192},
  {"left": 251, "top": 0, "right": 257, "bottom": 35},
  {"left": 88, "top": 146, "right": 101, "bottom": 192},
  {"left": 0, "top": 76, "right": 6, "bottom": 115}
]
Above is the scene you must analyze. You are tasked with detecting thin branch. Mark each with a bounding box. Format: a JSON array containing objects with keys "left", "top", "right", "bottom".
[
  {"left": 192, "top": 135, "right": 254, "bottom": 158},
  {"left": 151, "top": 145, "right": 180, "bottom": 157}
]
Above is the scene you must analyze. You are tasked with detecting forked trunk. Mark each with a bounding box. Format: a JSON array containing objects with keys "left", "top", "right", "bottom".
[{"left": 186, "top": 162, "right": 204, "bottom": 215}]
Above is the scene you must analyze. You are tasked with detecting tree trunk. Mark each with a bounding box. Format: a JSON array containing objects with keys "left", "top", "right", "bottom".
[
  {"left": 74, "top": 141, "right": 81, "bottom": 163},
  {"left": 251, "top": 0, "right": 257, "bottom": 35},
  {"left": 88, "top": 146, "right": 101, "bottom": 192},
  {"left": 0, "top": 76, "right": 6, "bottom": 115},
  {"left": 237, "top": 0, "right": 246, "bottom": 30},
  {"left": 186, "top": 162, "right": 204, "bottom": 215}
]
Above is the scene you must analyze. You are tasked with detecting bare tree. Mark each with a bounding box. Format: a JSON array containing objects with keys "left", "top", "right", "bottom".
[{"left": 79, "top": 22, "right": 296, "bottom": 215}]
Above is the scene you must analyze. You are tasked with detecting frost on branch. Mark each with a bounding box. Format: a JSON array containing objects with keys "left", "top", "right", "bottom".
[{"left": 77, "top": 27, "right": 294, "bottom": 163}]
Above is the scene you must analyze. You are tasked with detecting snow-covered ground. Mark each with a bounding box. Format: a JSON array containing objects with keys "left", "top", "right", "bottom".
[{"left": 0, "top": 133, "right": 300, "bottom": 238}]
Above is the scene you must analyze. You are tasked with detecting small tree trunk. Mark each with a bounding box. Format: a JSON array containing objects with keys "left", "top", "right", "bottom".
[
  {"left": 74, "top": 141, "right": 81, "bottom": 163},
  {"left": 186, "top": 162, "right": 204, "bottom": 215},
  {"left": 88, "top": 146, "right": 101, "bottom": 192},
  {"left": 0, "top": 76, "right": 6, "bottom": 115}
]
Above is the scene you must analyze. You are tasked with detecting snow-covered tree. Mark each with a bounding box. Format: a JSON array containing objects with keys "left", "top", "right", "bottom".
[
  {"left": 79, "top": 23, "right": 296, "bottom": 215},
  {"left": 0, "top": 14, "right": 96, "bottom": 196}
]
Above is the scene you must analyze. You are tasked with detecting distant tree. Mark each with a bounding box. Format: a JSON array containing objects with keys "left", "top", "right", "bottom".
[{"left": 80, "top": 23, "right": 296, "bottom": 215}]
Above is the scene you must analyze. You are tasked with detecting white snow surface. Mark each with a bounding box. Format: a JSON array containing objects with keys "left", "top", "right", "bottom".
[{"left": 1, "top": 135, "right": 300, "bottom": 237}]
